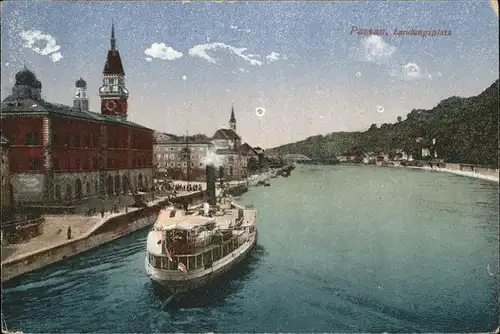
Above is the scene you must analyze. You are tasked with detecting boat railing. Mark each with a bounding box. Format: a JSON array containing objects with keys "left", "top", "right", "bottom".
[{"left": 149, "top": 227, "right": 251, "bottom": 272}]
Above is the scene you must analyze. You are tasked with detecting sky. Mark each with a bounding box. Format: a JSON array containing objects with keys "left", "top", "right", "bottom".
[{"left": 1, "top": 1, "right": 499, "bottom": 149}]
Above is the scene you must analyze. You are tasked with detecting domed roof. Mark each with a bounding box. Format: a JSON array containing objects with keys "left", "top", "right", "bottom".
[
  {"left": 75, "top": 77, "right": 87, "bottom": 88},
  {"left": 15, "top": 66, "right": 38, "bottom": 88}
]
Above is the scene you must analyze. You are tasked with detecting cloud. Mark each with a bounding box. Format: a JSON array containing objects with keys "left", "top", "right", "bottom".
[
  {"left": 238, "top": 68, "right": 249, "bottom": 73},
  {"left": 49, "top": 52, "right": 63, "bottom": 62},
  {"left": 144, "top": 42, "right": 183, "bottom": 61},
  {"left": 402, "top": 62, "right": 423, "bottom": 80},
  {"left": 145, "top": 57, "right": 153, "bottom": 62},
  {"left": 389, "top": 62, "right": 425, "bottom": 81},
  {"left": 188, "top": 42, "right": 263, "bottom": 66},
  {"left": 20, "top": 29, "right": 63, "bottom": 62},
  {"left": 360, "top": 35, "right": 395, "bottom": 62},
  {"left": 266, "top": 52, "right": 287, "bottom": 63}
]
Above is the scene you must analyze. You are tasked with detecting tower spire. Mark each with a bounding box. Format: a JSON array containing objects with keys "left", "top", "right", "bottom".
[
  {"left": 230, "top": 105, "right": 235, "bottom": 122},
  {"left": 229, "top": 104, "right": 236, "bottom": 131},
  {"left": 110, "top": 21, "right": 116, "bottom": 51}
]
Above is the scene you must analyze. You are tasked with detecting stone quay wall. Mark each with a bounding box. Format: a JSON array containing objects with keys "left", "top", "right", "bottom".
[{"left": 1, "top": 191, "right": 206, "bottom": 283}]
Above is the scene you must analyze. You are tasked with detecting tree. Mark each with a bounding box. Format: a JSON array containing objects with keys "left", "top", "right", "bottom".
[
  {"left": 247, "top": 157, "right": 259, "bottom": 173},
  {"left": 265, "top": 79, "right": 499, "bottom": 166}
]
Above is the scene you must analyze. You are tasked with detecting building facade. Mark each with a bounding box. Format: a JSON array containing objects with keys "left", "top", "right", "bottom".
[
  {"left": 1, "top": 135, "right": 12, "bottom": 210},
  {"left": 0, "top": 25, "right": 153, "bottom": 205},
  {"left": 153, "top": 132, "right": 213, "bottom": 181},
  {"left": 240, "top": 143, "right": 260, "bottom": 174},
  {"left": 211, "top": 107, "right": 248, "bottom": 181}
]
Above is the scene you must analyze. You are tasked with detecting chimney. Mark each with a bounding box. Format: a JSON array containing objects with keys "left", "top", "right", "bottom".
[
  {"left": 205, "top": 164, "right": 217, "bottom": 206},
  {"left": 218, "top": 166, "right": 224, "bottom": 187}
]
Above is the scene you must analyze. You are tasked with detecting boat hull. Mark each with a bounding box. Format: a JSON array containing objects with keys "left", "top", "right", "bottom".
[{"left": 146, "top": 231, "right": 257, "bottom": 294}]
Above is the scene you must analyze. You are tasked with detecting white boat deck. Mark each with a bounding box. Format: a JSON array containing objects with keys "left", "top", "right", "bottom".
[
  {"left": 153, "top": 210, "right": 214, "bottom": 230},
  {"left": 152, "top": 201, "right": 254, "bottom": 231}
]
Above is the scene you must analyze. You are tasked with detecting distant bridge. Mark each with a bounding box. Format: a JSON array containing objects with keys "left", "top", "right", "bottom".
[{"left": 283, "top": 154, "right": 312, "bottom": 162}]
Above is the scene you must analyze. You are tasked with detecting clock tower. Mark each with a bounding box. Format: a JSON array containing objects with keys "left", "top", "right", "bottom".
[{"left": 99, "top": 23, "right": 129, "bottom": 119}]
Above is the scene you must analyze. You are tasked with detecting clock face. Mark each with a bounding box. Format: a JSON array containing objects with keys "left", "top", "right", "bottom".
[{"left": 105, "top": 100, "right": 116, "bottom": 112}]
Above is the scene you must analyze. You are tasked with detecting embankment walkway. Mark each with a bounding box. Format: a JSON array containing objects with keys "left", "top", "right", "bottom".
[
  {"left": 0, "top": 191, "right": 200, "bottom": 282},
  {"left": 407, "top": 166, "right": 499, "bottom": 182}
]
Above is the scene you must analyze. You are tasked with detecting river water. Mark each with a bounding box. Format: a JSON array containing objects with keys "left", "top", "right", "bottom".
[{"left": 2, "top": 165, "right": 499, "bottom": 333}]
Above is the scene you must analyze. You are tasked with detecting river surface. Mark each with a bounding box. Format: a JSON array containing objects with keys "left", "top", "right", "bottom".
[{"left": 3, "top": 165, "right": 499, "bottom": 333}]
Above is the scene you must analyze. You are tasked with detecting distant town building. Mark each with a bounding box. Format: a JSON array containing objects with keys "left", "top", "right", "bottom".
[
  {"left": 1, "top": 135, "right": 12, "bottom": 210},
  {"left": 212, "top": 107, "right": 248, "bottom": 181},
  {"left": 0, "top": 24, "right": 153, "bottom": 205},
  {"left": 422, "top": 147, "right": 431, "bottom": 158},
  {"left": 153, "top": 132, "right": 213, "bottom": 181},
  {"left": 337, "top": 152, "right": 359, "bottom": 162},
  {"left": 153, "top": 106, "right": 261, "bottom": 181},
  {"left": 240, "top": 143, "right": 260, "bottom": 173}
]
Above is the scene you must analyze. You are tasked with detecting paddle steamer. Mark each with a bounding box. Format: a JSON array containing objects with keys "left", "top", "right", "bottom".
[{"left": 145, "top": 165, "right": 257, "bottom": 294}]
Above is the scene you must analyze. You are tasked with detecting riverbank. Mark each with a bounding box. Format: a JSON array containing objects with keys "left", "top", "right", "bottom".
[
  {"left": 403, "top": 162, "right": 499, "bottom": 182},
  {"left": 0, "top": 190, "right": 204, "bottom": 283},
  {"left": 407, "top": 165, "right": 499, "bottom": 182},
  {"left": 1, "top": 169, "right": 287, "bottom": 283},
  {"left": 248, "top": 170, "right": 274, "bottom": 186}
]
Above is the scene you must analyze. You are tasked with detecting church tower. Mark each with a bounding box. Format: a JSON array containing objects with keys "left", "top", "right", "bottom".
[
  {"left": 99, "top": 23, "right": 129, "bottom": 119},
  {"left": 73, "top": 78, "right": 89, "bottom": 111},
  {"left": 229, "top": 105, "right": 236, "bottom": 131}
]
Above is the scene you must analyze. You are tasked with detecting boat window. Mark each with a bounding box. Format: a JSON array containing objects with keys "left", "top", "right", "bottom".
[
  {"left": 214, "top": 247, "right": 221, "bottom": 261},
  {"left": 196, "top": 254, "right": 202, "bottom": 268},
  {"left": 187, "top": 256, "right": 195, "bottom": 271},
  {"left": 203, "top": 250, "right": 213, "bottom": 269},
  {"left": 179, "top": 257, "right": 187, "bottom": 269},
  {"left": 161, "top": 257, "right": 168, "bottom": 269},
  {"left": 168, "top": 258, "right": 178, "bottom": 270},
  {"left": 153, "top": 256, "right": 161, "bottom": 269}
]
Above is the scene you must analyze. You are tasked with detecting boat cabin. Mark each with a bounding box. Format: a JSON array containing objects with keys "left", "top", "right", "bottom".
[{"left": 147, "top": 206, "right": 256, "bottom": 273}]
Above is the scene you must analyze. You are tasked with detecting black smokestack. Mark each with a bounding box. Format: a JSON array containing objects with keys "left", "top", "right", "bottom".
[
  {"left": 218, "top": 166, "right": 224, "bottom": 187},
  {"left": 205, "top": 164, "right": 217, "bottom": 206}
]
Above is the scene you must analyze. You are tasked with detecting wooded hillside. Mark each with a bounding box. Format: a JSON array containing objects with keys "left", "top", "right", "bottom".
[{"left": 267, "top": 79, "right": 499, "bottom": 166}]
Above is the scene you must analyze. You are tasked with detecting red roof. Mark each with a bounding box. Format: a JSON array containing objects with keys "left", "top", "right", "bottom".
[
  {"left": 240, "top": 143, "right": 258, "bottom": 156},
  {"left": 212, "top": 128, "right": 241, "bottom": 140},
  {"left": 103, "top": 50, "right": 125, "bottom": 75}
]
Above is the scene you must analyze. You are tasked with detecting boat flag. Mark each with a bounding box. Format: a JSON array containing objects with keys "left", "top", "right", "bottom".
[
  {"left": 178, "top": 262, "right": 188, "bottom": 275},
  {"left": 162, "top": 232, "right": 173, "bottom": 262},
  {"left": 156, "top": 234, "right": 173, "bottom": 262}
]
